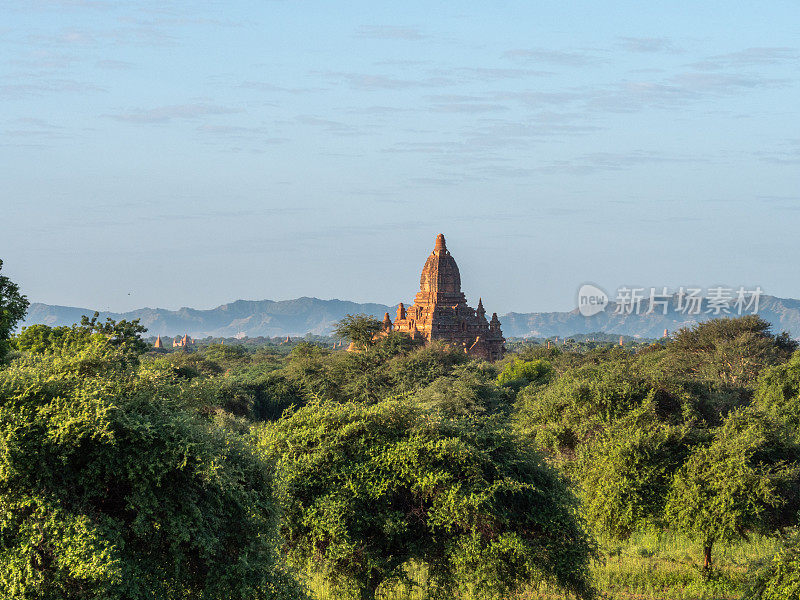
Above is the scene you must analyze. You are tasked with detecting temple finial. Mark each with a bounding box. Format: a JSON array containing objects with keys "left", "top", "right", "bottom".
[{"left": 434, "top": 233, "right": 446, "bottom": 251}]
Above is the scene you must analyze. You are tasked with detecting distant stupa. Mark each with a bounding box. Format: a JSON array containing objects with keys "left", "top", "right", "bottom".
[{"left": 173, "top": 334, "right": 192, "bottom": 349}]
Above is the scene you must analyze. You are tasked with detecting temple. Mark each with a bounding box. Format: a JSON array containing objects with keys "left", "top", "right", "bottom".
[
  {"left": 389, "top": 233, "right": 504, "bottom": 361},
  {"left": 173, "top": 334, "right": 193, "bottom": 349}
]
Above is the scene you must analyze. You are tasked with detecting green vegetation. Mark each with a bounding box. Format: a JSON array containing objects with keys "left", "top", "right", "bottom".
[
  {"left": 745, "top": 529, "right": 800, "bottom": 600},
  {"left": 0, "top": 331, "right": 302, "bottom": 599},
  {"left": 0, "top": 260, "right": 29, "bottom": 363},
  {"left": 3, "top": 283, "right": 800, "bottom": 600},
  {"left": 333, "top": 313, "right": 384, "bottom": 350},
  {"left": 259, "top": 400, "right": 594, "bottom": 600}
]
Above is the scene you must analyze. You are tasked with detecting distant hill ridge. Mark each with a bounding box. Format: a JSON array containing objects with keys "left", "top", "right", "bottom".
[{"left": 21, "top": 294, "right": 800, "bottom": 339}]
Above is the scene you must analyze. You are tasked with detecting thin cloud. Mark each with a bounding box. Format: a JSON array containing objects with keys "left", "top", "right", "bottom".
[
  {"left": 618, "top": 37, "right": 681, "bottom": 54},
  {"left": 689, "top": 47, "right": 799, "bottom": 70},
  {"left": 587, "top": 70, "right": 782, "bottom": 112},
  {"left": 0, "top": 78, "right": 105, "bottom": 98},
  {"left": 342, "top": 105, "right": 414, "bottom": 115},
  {"left": 27, "top": 28, "right": 97, "bottom": 45},
  {"left": 95, "top": 59, "right": 134, "bottom": 69},
  {"left": 106, "top": 104, "right": 241, "bottom": 124},
  {"left": 319, "top": 71, "right": 454, "bottom": 90},
  {"left": 425, "top": 92, "right": 511, "bottom": 113},
  {"left": 534, "top": 151, "right": 702, "bottom": 174},
  {"left": 454, "top": 67, "right": 550, "bottom": 80},
  {"left": 491, "top": 91, "right": 581, "bottom": 107},
  {"left": 429, "top": 102, "right": 508, "bottom": 114},
  {"left": 710, "top": 47, "right": 798, "bottom": 66},
  {"left": 755, "top": 140, "right": 800, "bottom": 165},
  {"left": 294, "top": 115, "right": 363, "bottom": 136},
  {"left": 353, "top": 25, "right": 428, "bottom": 40},
  {"left": 503, "top": 48, "right": 601, "bottom": 66},
  {"left": 239, "top": 81, "right": 320, "bottom": 94},
  {"left": 9, "top": 51, "right": 78, "bottom": 70},
  {"left": 196, "top": 123, "right": 288, "bottom": 145},
  {"left": 3, "top": 117, "right": 71, "bottom": 141},
  {"left": 670, "top": 71, "right": 777, "bottom": 92}
]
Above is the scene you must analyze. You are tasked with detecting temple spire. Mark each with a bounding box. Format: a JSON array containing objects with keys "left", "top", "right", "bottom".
[
  {"left": 477, "top": 297, "right": 486, "bottom": 319},
  {"left": 434, "top": 233, "right": 446, "bottom": 252},
  {"left": 396, "top": 302, "right": 406, "bottom": 321}
]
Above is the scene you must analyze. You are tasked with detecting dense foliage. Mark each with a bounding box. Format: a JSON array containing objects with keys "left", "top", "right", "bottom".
[
  {"left": 0, "top": 333, "right": 302, "bottom": 599},
  {"left": 259, "top": 400, "right": 594, "bottom": 600},
  {"left": 0, "top": 260, "right": 28, "bottom": 363},
  {"left": 3, "top": 300, "right": 800, "bottom": 599},
  {"left": 745, "top": 530, "right": 800, "bottom": 600}
]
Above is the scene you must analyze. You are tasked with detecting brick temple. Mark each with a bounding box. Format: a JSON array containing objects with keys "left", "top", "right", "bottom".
[{"left": 385, "top": 233, "right": 505, "bottom": 361}]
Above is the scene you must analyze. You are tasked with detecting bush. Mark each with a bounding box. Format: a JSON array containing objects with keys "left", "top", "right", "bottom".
[
  {"left": 259, "top": 399, "right": 596, "bottom": 600},
  {"left": 0, "top": 352, "right": 303, "bottom": 600}
]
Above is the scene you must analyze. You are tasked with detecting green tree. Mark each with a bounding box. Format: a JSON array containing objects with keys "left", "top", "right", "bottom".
[
  {"left": 259, "top": 399, "right": 596, "bottom": 600},
  {"left": 514, "top": 359, "right": 672, "bottom": 458},
  {"left": 333, "top": 314, "right": 383, "bottom": 350},
  {"left": 79, "top": 311, "right": 149, "bottom": 358},
  {"left": 0, "top": 350, "right": 303, "bottom": 600},
  {"left": 13, "top": 324, "right": 90, "bottom": 355},
  {"left": 0, "top": 259, "right": 29, "bottom": 363},
  {"left": 497, "top": 357, "right": 553, "bottom": 389},
  {"left": 414, "top": 364, "right": 511, "bottom": 417},
  {"left": 666, "top": 316, "right": 797, "bottom": 388},
  {"left": 665, "top": 408, "right": 799, "bottom": 571},
  {"left": 754, "top": 351, "right": 800, "bottom": 435},
  {"left": 576, "top": 401, "right": 695, "bottom": 539}
]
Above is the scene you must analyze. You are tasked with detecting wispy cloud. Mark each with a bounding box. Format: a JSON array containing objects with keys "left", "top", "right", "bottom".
[
  {"left": 95, "top": 59, "right": 134, "bottom": 69},
  {"left": 28, "top": 28, "right": 97, "bottom": 46},
  {"left": 755, "top": 139, "right": 800, "bottom": 165},
  {"left": 3, "top": 117, "right": 70, "bottom": 139},
  {"left": 491, "top": 91, "right": 581, "bottom": 107},
  {"left": 0, "top": 78, "right": 105, "bottom": 98},
  {"left": 587, "top": 71, "right": 782, "bottom": 112},
  {"left": 238, "top": 80, "right": 320, "bottom": 94},
  {"left": 534, "top": 150, "right": 702, "bottom": 174},
  {"left": 423, "top": 95, "right": 508, "bottom": 113},
  {"left": 353, "top": 25, "right": 428, "bottom": 40},
  {"left": 319, "top": 71, "right": 454, "bottom": 90},
  {"left": 670, "top": 71, "right": 776, "bottom": 92},
  {"left": 295, "top": 115, "right": 363, "bottom": 136},
  {"left": 28, "top": 21, "right": 175, "bottom": 48},
  {"left": 9, "top": 51, "right": 78, "bottom": 70},
  {"left": 453, "top": 67, "right": 550, "bottom": 80},
  {"left": 690, "top": 47, "right": 799, "bottom": 70},
  {"left": 618, "top": 37, "right": 681, "bottom": 54},
  {"left": 503, "top": 48, "right": 601, "bottom": 66},
  {"left": 106, "top": 104, "right": 241, "bottom": 124},
  {"left": 196, "top": 124, "right": 287, "bottom": 147}
]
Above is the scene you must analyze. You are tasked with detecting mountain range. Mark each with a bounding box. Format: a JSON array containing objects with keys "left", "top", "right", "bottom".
[{"left": 21, "top": 294, "right": 800, "bottom": 340}]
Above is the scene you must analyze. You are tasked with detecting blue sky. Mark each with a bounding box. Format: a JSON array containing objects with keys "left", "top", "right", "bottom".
[{"left": 1, "top": 0, "right": 799, "bottom": 314}]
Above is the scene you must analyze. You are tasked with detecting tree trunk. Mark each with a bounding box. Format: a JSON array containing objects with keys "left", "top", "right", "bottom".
[
  {"left": 360, "top": 579, "right": 379, "bottom": 600},
  {"left": 702, "top": 540, "right": 713, "bottom": 573}
]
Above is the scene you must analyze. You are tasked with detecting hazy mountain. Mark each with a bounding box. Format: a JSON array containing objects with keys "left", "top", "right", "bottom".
[
  {"left": 502, "top": 294, "right": 800, "bottom": 339},
  {"left": 21, "top": 295, "right": 800, "bottom": 339},
  {"left": 22, "top": 298, "right": 396, "bottom": 338}
]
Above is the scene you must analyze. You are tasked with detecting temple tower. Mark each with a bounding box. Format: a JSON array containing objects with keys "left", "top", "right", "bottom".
[{"left": 392, "top": 233, "right": 504, "bottom": 361}]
